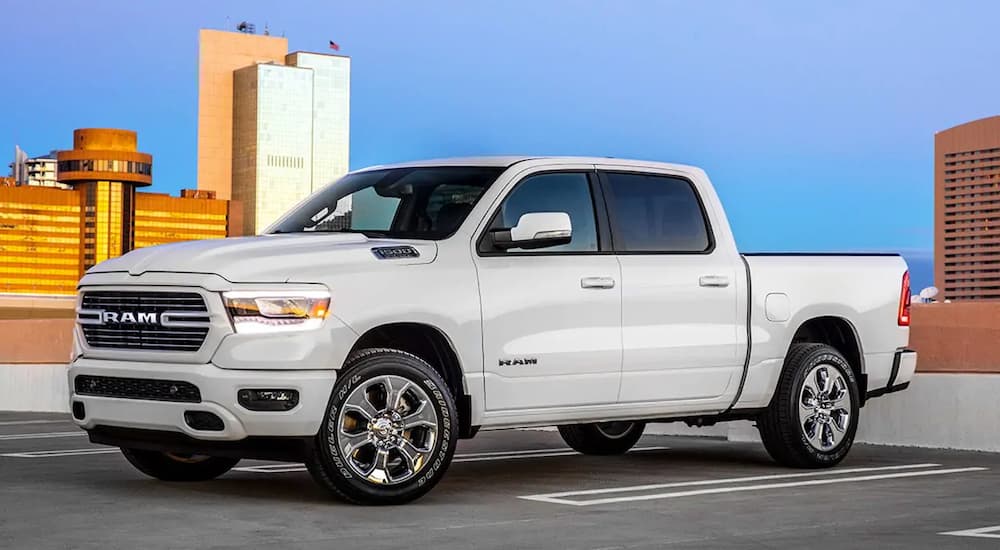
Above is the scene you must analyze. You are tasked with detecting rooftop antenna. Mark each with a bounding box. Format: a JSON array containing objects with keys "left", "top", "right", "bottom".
[{"left": 264, "top": 22, "right": 270, "bottom": 36}]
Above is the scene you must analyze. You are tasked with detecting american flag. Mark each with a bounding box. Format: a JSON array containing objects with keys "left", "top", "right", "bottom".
[{"left": 329, "top": 40, "right": 340, "bottom": 51}]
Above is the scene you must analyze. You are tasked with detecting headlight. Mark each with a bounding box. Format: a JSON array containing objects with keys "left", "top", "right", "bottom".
[{"left": 223, "top": 290, "right": 330, "bottom": 333}]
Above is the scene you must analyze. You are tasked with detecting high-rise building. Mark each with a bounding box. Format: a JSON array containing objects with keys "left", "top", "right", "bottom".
[
  {"left": 10, "top": 145, "right": 27, "bottom": 184},
  {"left": 198, "top": 28, "right": 350, "bottom": 234},
  {"left": 197, "top": 29, "right": 288, "bottom": 200},
  {"left": 233, "top": 62, "right": 314, "bottom": 235},
  {"left": 0, "top": 128, "right": 242, "bottom": 295},
  {"left": 9, "top": 146, "right": 68, "bottom": 189},
  {"left": 285, "top": 52, "right": 351, "bottom": 200},
  {"left": 935, "top": 115, "right": 1000, "bottom": 301}
]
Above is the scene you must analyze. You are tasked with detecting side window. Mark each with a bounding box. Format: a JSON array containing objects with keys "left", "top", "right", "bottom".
[
  {"left": 486, "top": 172, "right": 599, "bottom": 253},
  {"left": 602, "top": 172, "right": 712, "bottom": 253}
]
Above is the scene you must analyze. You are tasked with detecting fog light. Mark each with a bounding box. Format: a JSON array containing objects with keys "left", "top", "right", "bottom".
[
  {"left": 72, "top": 401, "right": 86, "bottom": 420},
  {"left": 238, "top": 389, "right": 300, "bottom": 411}
]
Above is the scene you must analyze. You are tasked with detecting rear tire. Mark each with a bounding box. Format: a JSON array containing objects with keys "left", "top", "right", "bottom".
[
  {"left": 306, "top": 348, "right": 458, "bottom": 505},
  {"left": 557, "top": 421, "right": 645, "bottom": 455},
  {"left": 120, "top": 448, "right": 239, "bottom": 481},
  {"left": 757, "top": 343, "right": 860, "bottom": 468}
]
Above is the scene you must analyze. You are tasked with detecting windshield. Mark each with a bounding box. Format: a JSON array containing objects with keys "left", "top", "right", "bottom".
[{"left": 269, "top": 166, "right": 504, "bottom": 239}]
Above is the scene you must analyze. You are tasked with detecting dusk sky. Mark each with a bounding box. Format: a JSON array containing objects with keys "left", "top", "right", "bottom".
[{"left": 4, "top": 1, "right": 999, "bottom": 286}]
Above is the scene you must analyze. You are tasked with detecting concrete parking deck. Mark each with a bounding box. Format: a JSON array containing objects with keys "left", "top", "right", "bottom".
[{"left": 1, "top": 411, "right": 998, "bottom": 549}]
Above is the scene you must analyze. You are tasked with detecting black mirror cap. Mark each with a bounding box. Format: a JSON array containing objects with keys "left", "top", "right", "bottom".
[
  {"left": 489, "top": 228, "right": 514, "bottom": 250},
  {"left": 514, "top": 234, "right": 571, "bottom": 250},
  {"left": 488, "top": 229, "right": 570, "bottom": 251}
]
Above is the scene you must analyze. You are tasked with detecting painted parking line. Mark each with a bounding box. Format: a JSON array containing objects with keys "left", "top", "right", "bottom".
[
  {"left": 520, "top": 464, "right": 987, "bottom": 506},
  {"left": 940, "top": 525, "right": 1000, "bottom": 539},
  {"left": 233, "top": 445, "right": 671, "bottom": 474},
  {"left": 1, "top": 448, "right": 119, "bottom": 458},
  {"left": 0, "top": 431, "right": 86, "bottom": 441}
]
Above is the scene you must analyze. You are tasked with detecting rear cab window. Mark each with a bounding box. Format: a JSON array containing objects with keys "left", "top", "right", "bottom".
[{"left": 599, "top": 171, "right": 713, "bottom": 253}]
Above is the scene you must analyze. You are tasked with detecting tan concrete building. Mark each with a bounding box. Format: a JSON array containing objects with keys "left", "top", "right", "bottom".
[
  {"left": 197, "top": 29, "right": 287, "bottom": 200},
  {"left": 198, "top": 29, "right": 351, "bottom": 233},
  {"left": 935, "top": 116, "right": 1000, "bottom": 301}
]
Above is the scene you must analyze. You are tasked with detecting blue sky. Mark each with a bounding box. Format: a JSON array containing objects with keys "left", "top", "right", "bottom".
[{"left": 3, "top": 1, "right": 998, "bottom": 279}]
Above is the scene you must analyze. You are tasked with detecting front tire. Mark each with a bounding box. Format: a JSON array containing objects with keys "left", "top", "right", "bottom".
[
  {"left": 558, "top": 421, "right": 645, "bottom": 455},
  {"left": 757, "top": 343, "right": 860, "bottom": 468},
  {"left": 306, "top": 348, "right": 458, "bottom": 505},
  {"left": 120, "top": 448, "right": 239, "bottom": 481}
]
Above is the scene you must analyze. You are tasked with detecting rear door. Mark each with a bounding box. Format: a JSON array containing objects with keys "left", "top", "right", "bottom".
[
  {"left": 597, "top": 168, "right": 744, "bottom": 404},
  {"left": 473, "top": 167, "right": 623, "bottom": 411}
]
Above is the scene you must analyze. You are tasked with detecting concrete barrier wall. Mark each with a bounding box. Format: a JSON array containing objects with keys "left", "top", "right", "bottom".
[{"left": 0, "top": 364, "right": 69, "bottom": 413}]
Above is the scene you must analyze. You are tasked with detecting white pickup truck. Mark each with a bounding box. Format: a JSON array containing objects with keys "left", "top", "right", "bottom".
[{"left": 69, "top": 157, "right": 916, "bottom": 504}]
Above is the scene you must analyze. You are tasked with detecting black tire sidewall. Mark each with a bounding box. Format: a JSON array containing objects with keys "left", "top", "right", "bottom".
[
  {"left": 120, "top": 448, "right": 239, "bottom": 481},
  {"left": 316, "top": 352, "right": 457, "bottom": 503},
  {"left": 789, "top": 348, "right": 860, "bottom": 466},
  {"left": 558, "top": 421, "right": 646, "bottom": 455}
]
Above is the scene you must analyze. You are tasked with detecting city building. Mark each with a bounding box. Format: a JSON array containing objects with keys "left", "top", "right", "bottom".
[
  {"left": 935, "top": 115, "right": 1000, "bottom": 301},
  {"left": 0, "top": 128, "right": 242, "bottom": 295},
  {"left": 198, "top": 28, "right": 350, "bottom": 234},
  {"left": 9, "top": 145, "right": 68, "bottom": 189},
  {"left": 9, "top": 145, "right": 27, "bottom": 184},
  {"left": 197, "top": 29, "right": 287, "bottom": 201}
]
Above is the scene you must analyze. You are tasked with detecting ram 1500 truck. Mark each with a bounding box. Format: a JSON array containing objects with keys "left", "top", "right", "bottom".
[{"left": 69, "top": 157, "right": 916, "bottom": 504}]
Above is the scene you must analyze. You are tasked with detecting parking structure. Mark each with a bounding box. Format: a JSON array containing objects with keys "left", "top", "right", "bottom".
[{"left": 1, "top": 411, "right": 998, "bottom": 549}]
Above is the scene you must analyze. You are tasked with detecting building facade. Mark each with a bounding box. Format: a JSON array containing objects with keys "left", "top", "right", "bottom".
[
  {"left": 0, "top": 128, "right": 241, "bottom": 296},
  {"left": 9, "top": 145, "right": 68, "bottom": 189},
  {"left": 286, "top": 52, "right": 352, "bottom": 201},
  {"left": 935, "top": 116, "right": 1000, "bottom": 301},
  {"left": 197, "top": 29, "right": 288, "bottom": 200},
  {"left": 198, "top": 29, "right": 351, "bottom": 234},
  {"left": 233, "top": 62, "right": 314, "bottom": 235}
]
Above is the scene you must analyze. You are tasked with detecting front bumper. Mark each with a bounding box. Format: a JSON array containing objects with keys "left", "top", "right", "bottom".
[{"left": 69, "top": 358, "right": 336, "bottom": 441}]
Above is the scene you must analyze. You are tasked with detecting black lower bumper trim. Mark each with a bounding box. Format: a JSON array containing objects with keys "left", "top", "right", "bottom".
[
  {"left": 867, "top": 381, "right": 910, "bottom": 400},
  {"left": 86, "top": 425, "right": 314, "bottom": 462},
  {"left": 865, "top": 348, "right": 915, "bottom": 402}
]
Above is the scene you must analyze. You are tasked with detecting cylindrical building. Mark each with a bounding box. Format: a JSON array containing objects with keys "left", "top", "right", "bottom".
[{"left": 56, "top": 129, "right": 153, "bottom": 269}]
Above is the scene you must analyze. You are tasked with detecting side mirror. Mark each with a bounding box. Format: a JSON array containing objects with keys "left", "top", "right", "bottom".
[{"left": 490, "top": 212, "right": 572, "bottom": 250}]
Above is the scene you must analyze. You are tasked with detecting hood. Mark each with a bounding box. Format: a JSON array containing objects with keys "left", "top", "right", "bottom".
[{"left": 88, "top": 234, "right": 438, "bottom": 282}]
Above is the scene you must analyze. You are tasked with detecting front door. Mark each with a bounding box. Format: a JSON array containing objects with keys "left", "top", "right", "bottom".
[{"left": 474, "top": 169, "right": 622, "bottom": 411}]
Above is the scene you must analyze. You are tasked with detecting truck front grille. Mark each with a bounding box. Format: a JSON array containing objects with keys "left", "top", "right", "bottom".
[
  {"left": 74, "top": 375, "right": 202, "bottom": 403},
  {"left": 78, "top": 291, "right": 210, "bottom": 352}
]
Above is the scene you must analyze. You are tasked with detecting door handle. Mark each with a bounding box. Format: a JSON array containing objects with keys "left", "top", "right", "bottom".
[
  {"left": 699, "top": 275, "right": 730, "bottom": 288},
  {"left": 581, "top": 277, "right": 616, "bottom": 289}
]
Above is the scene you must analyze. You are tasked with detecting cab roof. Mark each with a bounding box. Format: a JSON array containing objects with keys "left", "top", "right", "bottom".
[{"left": 357, "top": 156, "right": 701, "bottom": 173}]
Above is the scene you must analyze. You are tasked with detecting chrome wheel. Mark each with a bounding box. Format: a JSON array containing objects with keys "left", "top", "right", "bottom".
[
  {"left": 336, "top": 375, "right": 439, "bottom": 485},
  {"left": 594, "top": 421, "right": 636, "bottom": 439},
  {"left": 799, "top": 364, "right": 851, "bottom": 451}
]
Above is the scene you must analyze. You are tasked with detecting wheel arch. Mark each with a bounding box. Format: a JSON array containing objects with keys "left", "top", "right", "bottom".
[
  {"left": 346, "top": 322, "right": 476, "bottom": 437},
  {"left": 789, "top": 316, "right": 866, "bottom": 395}
]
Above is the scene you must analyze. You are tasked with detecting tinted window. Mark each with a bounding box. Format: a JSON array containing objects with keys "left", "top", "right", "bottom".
[
  {"left": 602, "top": 172, "right": 711, "bottom": 252},
  {"left": 487, "top": 172, "right": 599, "bottom": 253}
]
